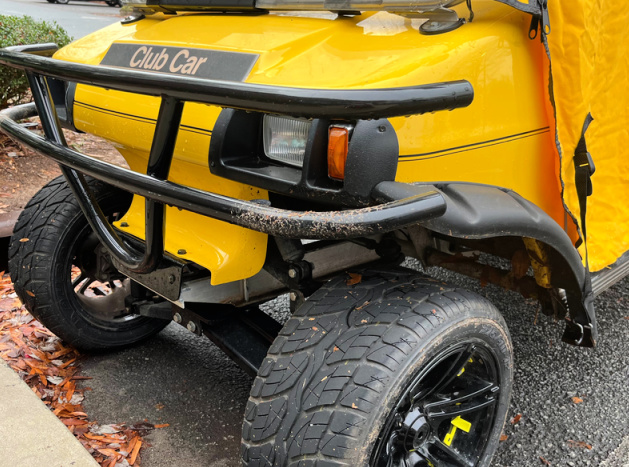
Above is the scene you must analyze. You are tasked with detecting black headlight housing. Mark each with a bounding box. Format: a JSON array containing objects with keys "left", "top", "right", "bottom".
[{"left": 208, "top": 108, "right": 400, "bottom": 207}]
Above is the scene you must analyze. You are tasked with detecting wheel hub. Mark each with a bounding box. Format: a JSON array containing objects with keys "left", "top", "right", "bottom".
[
  {"left": 401, "top": 408, "right": 431, "bottom": 450},
  {"left": 373, "top": 343, "right": 501, "bottom": 467}
]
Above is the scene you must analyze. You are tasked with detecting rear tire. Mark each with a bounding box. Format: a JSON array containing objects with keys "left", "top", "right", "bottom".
[
  {"left": 241, "top": 269, "right": 513, "bottom": 466},
  {"left": 8, "top": 176, "right": 169, "bottom": 351}
]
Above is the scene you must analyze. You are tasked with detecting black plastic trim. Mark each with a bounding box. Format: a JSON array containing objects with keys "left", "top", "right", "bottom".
[{"left": 375, "top": 182, "right": 596, "bottom": 347}]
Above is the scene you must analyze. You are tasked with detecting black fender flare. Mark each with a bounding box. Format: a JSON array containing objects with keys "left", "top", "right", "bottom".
[{"left": 373, "top": 182, "right": 596, "bottom": 347}]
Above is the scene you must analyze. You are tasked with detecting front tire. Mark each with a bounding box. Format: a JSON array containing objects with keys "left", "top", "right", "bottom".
[
  {"left": 241, "top": 269, "right": 513, "bottom": 466},
  {"left": 9, "top": 176, "right": 169, "bottom": 351}
]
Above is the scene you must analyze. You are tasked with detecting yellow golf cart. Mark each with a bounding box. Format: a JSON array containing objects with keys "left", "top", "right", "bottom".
[{"left": 1, "top": 0, "right": 627, "bottom": 464}]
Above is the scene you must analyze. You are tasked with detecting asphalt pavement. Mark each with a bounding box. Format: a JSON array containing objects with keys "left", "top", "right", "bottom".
[
  {"left": 79, "top": 261, "right": 629, "bottom": 467},
  {"left": 0, "top": 0, "right": 120, "bottom": 39}
]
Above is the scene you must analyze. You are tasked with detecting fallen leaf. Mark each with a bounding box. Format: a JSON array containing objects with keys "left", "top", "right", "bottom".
[
  {"left": 92, "top": 424, "right": 122, "bottom": 435},
  {"left": 62, "top": 418, "right": 89, "bottom": 426},
  {"left": 26, "top": 290, "right": 35, "bottom": 297},
  {"left": 567, "top": 440, "right": 593, "bottom": 450},
  {"left": 510, "top": 413, "right": 522, "bottom": 425},
  {"left": 129, "top": 439, "right": 142, "bottom": 465},
  {"left": 346, "top": 273, "right": 362, "bottom": 286},
  {"left": 540, "top": 456, "right": 551, "bottom": 465},
  {"left": 97, "top": 448, "right": 121, "bottom": 458},
  {"left": 19, "top": 238, "right": 29, "bottom": 243},
  {"left": 46, "top": 375, "right": 64, "bottom": 385},
  {"left": 571, "top": 396, "right": 584, "bottom": 404},
  {"left": 500, "top": 434, "right": 508, "bottom": 442},
  {"left": 153, "top": 423, "right": 170, "bottom": 429}
]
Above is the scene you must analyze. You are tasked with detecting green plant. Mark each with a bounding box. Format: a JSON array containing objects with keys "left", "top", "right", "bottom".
[{"left": 0, "top": 15, "right": 72, "bottom": 109}]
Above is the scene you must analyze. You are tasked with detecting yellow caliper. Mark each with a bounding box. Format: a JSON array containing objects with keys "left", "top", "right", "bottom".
[{"left": 443, "top": 416, "right": 472, "bottom": 446}]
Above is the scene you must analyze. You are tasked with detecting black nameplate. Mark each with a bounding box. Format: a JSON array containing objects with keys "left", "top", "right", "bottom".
[{"left": 100, "top": 43, "right": 258, "bottom": 81}]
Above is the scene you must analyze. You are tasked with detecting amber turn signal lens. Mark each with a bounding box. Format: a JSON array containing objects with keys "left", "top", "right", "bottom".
[{"left": 328, "top": 126, "right": 349, "bottom": 180}]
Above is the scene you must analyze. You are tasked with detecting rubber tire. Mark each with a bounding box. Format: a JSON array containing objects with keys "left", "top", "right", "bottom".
[
  {"left": 241, "top": 268, "right": 513, "bottom": 466},
  {"left": 8, "top": 176, "right": 169, "bottom": 351}
]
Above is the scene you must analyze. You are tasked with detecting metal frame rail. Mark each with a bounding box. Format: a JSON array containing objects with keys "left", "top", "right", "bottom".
[{"left": 0, "top": 43, "right": 475, "bottom": 274}]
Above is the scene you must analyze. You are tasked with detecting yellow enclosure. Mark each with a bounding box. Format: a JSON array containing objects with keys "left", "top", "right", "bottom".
[{"left": 53, "top": 0, "right": 627, "bottom": 283}]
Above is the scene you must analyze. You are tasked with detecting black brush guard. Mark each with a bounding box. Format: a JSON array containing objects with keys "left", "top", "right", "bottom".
[{"left": 0, "top": 43, "right": 476, "bottom": 274}]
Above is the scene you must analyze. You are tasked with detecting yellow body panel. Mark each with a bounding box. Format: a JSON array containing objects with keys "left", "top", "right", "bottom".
[
  {"left": 56, "top": 0, "right": 571, "bottom": 284},
  {"left": 72, "top": 90, "right": 268, "bottom": 285}
]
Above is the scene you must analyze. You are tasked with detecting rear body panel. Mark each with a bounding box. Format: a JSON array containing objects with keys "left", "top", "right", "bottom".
[{"left": 55, "top": 1, "right": 569, "bottom": 284}]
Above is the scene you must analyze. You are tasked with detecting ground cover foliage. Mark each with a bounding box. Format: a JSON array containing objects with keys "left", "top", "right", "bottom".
[{"left": 0, "top": 15, "right": 72, "bottom": 109}]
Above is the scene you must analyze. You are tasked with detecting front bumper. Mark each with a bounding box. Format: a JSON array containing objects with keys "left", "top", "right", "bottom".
[{"left": 0, "top": 43, "right": 473, "bottom": 275}]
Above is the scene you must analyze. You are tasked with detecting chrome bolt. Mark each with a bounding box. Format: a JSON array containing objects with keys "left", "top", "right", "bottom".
[
  {"left": 177, "top": 249, "right": 187, "bottom": 255},
  {"left": 173, "top": 313, "right": 182, "bottom": 324},
  {"left": 168, "top": 274, "right": 176, "bottom": 284},
  {"left": 187, "top": 321, "right": 197, "bottom": 333},
  {"left": 120, "top": 222, "right": 129, "bottom": 227},
  {"left": 288, "top": 269, "right": 297, "bottom": 279},
  {"left": 289, "top": 292, "right": 297, "bottom": 301}
]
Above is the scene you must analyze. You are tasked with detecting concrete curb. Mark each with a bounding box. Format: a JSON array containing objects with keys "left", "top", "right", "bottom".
[
  {"left": 601, "top": 437, "right": 629, "bottom": 467},
  {"left": 0, "top": 360, "right": 99, "bottom": 467},
  {"left": 0, "top": 211, "right": 19, "bottom": 239}
]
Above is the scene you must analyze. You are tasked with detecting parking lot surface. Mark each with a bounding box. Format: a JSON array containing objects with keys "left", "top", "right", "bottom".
[{"left": 81, "top": 263, "right": 629, "bottom": 466}]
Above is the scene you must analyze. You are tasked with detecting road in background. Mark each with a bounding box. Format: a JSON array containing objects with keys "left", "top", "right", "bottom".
[{"left": 0, "top": 0, "right": 121, "bottom": 39}]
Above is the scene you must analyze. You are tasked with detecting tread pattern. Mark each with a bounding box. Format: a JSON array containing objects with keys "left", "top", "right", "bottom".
[
  {"left": 241, "top": 268, "right": 511, "bottom": 466},
  {"left": 8, "top": 175, "right": 168, "bottom": 350}
]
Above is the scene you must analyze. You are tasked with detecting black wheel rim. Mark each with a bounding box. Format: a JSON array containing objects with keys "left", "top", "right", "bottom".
[
  {"left": 66, "top": 207, "right": 139, "bottom": 328},
  {"left": 372, "top": 341, "right": 501, "bottom": 467}
]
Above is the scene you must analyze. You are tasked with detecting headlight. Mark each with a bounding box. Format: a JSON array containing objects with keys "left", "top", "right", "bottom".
[
  {"left": 255, "top": 0, "right": 464, "bottom": 12},
  {"left": 263, "top": 115, "right": 312, "bottom": 168}
]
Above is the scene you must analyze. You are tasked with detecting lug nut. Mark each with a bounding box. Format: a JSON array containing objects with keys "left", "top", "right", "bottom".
[
  {"left": 173, "top": 313, "right": 182, "bottom": 323},
  {"left": 168, "top": 274, "right": 176, "bottom": 284},
  {"left": 120, "top": 222, "right": 129, "bottom": 227},
  {"left": 177, "top": 249, "right": 187, "bottom": 255},
  {"left": 187, "top": 321, "right": 197, "bottom": 333},
  {"left": 288, "top": 268, "right": 297, "bottom": 279}
]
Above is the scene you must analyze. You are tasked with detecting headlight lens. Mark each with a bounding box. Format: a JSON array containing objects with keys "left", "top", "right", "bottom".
[{"left": 263, "top": 115, "right": 312, "bottom": 168}]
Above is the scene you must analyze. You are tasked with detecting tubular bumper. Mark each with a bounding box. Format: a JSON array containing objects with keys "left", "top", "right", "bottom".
[{"left": 0, "top": 44, "right": 462, "bottom": 274}]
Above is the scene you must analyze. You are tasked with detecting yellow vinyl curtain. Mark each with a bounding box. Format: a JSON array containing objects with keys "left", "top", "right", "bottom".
[{"left": 543, "top": 1, "right": 629, "bottom": 271}]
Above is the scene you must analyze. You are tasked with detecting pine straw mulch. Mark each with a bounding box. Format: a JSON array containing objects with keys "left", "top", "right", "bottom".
[{"left": 0, "top": 273, "right": 169, "bottom": 467}]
